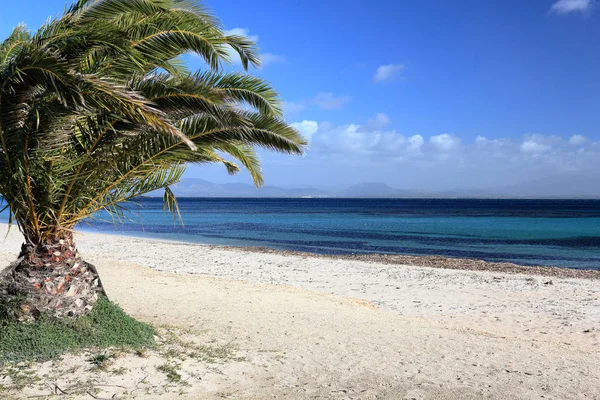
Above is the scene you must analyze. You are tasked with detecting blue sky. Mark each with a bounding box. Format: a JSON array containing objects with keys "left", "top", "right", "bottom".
[{"left": 1, "top": 0, "right": 599, "bottom": 191}]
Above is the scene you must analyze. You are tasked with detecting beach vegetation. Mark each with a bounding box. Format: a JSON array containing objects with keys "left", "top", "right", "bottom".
[
  {"left": 0, "top": 0, "right": 306, "bottom": 320},
  {"left": 158, "top": 326, "right": 243, "bottom": 363},
  {"left": 156, "top": 361, "right": 184, "bottom": 384},
  {"left": 0, "top": 296, "right": 154, "bottom": 364}
]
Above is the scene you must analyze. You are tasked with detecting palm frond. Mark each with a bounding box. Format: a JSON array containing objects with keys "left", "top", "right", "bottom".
[
  {"left": 0, "top": 0, "right": 306, "bottom": 243},
  {"left": 163, "top": 185, "right": 182, "bottom": 222}
]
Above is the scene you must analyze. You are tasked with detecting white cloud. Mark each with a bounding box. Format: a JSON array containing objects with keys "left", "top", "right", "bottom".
[
  {"left": 261, "top": 53, "right": 285, "bottom": 66},
  {"left": 475, "top": 135, "right": 512, "bottom": 147},
  {"left": 369, "top": 113, "right": 391, "bottom": 128},
  {"left": 550, "top": 0, "right": 591, "bottom": 14},
  {"left": 429, "top": 134, "right": 461, "bottom": 152},
  {"left": 223, "top": 28, "right": 283, "bottom": 68},
  {"left": 291, "top": 120, "right": 318, "bottom": 141},
  {"left": 298, "top": 118, "right": 595, "bottom": 172},
  {"left": 569, "top": 134, "right": 588, "bottom": 145},
  {"left": 313, "top": 92, "right": 351, "bottom": 110},
  {"left": 359, "top": 113, "right": 391, "bottom": 131},
  {"left": 283, "top": 101, "right": 306, "bottom": 115},
  {"left": 283, "top": 92, "right": 351, "bottom": 115},
  {"left": 224, "top": 28, "right": 259, "bottom": 43},
  {"left": 408, "top": 134, "right": 424, "bottom": 151},
  {"left": 259, "top": 116, "right": 600, "bottom": 192},
  {"left": 282, "top": 113, "right": 600, "bottom": 192},
  {"left": 476, "top": 135, "right": 498, "bottom": 145},
  {"left": 520, "top": 140, "right": 551, "bottom": 154},
  {"left": 519, "top": 134, "right": 557, "bottom": 154},
  {"left": 315, "top": 124, "right": 412, "bottom": 154},
  {"left": 374, "top": 64, "right": 405, "bottom": 83},
  {"left": 295, "top": 114, "right": 426, "bottom": 161}
]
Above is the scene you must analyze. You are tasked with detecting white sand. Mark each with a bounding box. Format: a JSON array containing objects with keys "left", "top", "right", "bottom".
[{"left": 1, "top": 224, "right": 599, "bottom": 399}]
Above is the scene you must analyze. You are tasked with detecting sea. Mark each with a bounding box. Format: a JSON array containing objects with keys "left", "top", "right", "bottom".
[
  {"left": 73, "top": 198, "right": 600, "bottom": 270},
  {"left": 2, "top": 198, "right": 600, "bottom": 270}
]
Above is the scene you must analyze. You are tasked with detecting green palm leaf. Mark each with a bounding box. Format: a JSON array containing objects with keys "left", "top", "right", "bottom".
[{"left": 0, "top": 0, "right": 306, "bottom": 244}]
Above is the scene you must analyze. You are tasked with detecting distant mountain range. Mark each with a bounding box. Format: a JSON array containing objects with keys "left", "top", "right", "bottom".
[
  {"left": 167, "top": 178, "right": 329, "bottom": 198},
  {"left": 490, "top": 174, "right": 600, "bottom": 198},
  {"left": 165, "top": 174, "right": 600, "bottom": 198}
]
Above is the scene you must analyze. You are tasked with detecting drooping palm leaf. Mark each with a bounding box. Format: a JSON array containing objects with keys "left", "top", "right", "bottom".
[{"left": 0, "top": 0, "right": 306, "bottom": 244}]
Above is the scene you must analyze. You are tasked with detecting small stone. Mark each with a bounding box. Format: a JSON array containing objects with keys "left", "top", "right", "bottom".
[
  {"left": 53, "top": 251, "right": 61, "bottom": 256},
  {"left": 65, "top": 285, "right": 77, "bottom": 297},
  {"left": 59, "top": 239, "right": 65, "bottom": 245}
]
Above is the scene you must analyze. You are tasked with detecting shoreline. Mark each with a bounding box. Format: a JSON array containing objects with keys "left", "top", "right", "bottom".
[
  {"left": 70, "top": 225, "right": 600, "bottom": 279},
  {"left": 3, "top": 222, "right": 600, "bottom": 279}
]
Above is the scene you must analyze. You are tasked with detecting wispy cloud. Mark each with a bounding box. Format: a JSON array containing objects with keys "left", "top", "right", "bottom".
[
  {"left": 313, "top": 92, "right": 351, "bottom": 110},
  {"left": 224, "top": 27, "right": 259, "bottom": 43},
  {"left": 569, "top": 134, "right": 588, "bottom": 145},
  {"left": 550, "top": 0, "right": 591, "bottom": 14},
  {"left": 261, "top": 53, "right": 286, "bottom": 66},
  {"left": 283, "top": 101, "right": 307, "bottom": 115},
  {"left": 223, "top": 28, "right": 284, "bottom": 68},
  {"left": 374, "top": 64, "right": 405, "bottom": 83},
  {"left": 430, "top": 134, "right": 462, "bottom": 152},
  {"left": 520, "top": 140, "right": 551, "bottom": 154},
  {"left": 291, "top": 120, "right": 319, "bottom": 141},
  {"left": 358, "top": 113, "right": 391, "bottom": 132},
  {"left": 284, "top": 92, "right": 351, "bottom": 115}
]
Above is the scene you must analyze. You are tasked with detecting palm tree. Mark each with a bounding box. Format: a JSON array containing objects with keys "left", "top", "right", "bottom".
[{"left": 0, "top": 0, "right": 306, "bottom": 320}]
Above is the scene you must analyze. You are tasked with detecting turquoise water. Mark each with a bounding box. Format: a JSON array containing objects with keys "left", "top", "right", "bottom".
[
  {"left": 75, "top": 198, "right": 600, "bottom": 270},
  {"left": 2, "top": 198, "right": 600, "bottom": 269}
]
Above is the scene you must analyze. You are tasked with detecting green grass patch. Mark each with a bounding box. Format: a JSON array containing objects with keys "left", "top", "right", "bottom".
[
  {"left": 0, "top": 296, "right": 154, "bottom": 364},
  {"left": 156, "top": 361, "right": 183, "bottom": 383},
  {"left": 158, "top": 328, "right": 245, "bottom": 363}
]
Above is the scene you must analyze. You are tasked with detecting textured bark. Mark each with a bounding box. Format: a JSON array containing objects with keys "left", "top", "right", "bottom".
[{"left": 0, "top": 238, "right": 105, "bottom": 321}]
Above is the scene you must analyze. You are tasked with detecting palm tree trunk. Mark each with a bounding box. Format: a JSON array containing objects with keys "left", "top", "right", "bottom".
[{"left": 0, "top": 235, "right": 105, "bottom": 320}]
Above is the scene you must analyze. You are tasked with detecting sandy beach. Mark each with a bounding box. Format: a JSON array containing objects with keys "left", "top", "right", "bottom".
[{"left": 1, "top": 223, "right": 599, "bottom": 399}]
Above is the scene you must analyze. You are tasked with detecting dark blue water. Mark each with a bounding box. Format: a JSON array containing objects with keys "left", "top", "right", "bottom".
[
  {"left": 72, "top": 198, "right": 600, "bottom": 270},
  {"left": 2, "top": 198, "right": 600, "bottom": 269}
]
